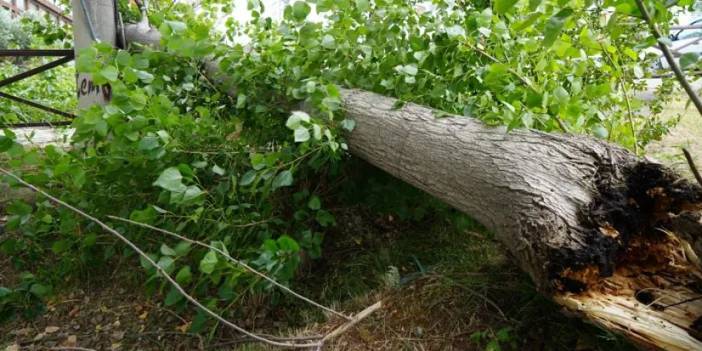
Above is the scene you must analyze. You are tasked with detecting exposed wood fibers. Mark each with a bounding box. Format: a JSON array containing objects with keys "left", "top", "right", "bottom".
[{"left": 556, "top": 232, "right": 702, "bottom": 350}]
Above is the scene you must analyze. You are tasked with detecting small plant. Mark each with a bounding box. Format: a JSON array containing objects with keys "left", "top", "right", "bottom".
[
  {"left": 0, "top": 273, "right": 51, "bottom": 323},
  {"left": 470, "top": 327, "right": 517, "bottom": 351}
]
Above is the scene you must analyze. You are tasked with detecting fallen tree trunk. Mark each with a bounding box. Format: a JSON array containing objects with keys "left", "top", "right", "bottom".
[
  {"left": 123, "top": 25, "right": 702, "bottom": 350},
  {"left": 342, "top": 89, "right": 702, "bottom": 350}
]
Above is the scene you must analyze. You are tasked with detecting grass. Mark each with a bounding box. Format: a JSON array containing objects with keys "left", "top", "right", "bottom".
[{"left": 646, "top": 96, "right": 702, "bottom": 178}]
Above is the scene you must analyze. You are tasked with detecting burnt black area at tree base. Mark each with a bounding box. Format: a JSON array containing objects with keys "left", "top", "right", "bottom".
[{"left": 547, "top": 162, "right": 702, "bottom": 293}]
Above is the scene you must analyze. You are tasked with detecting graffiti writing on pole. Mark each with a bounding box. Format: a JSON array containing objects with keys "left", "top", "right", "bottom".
[{"left": 77, "top": 76, "right": 111, "bottom": 100}]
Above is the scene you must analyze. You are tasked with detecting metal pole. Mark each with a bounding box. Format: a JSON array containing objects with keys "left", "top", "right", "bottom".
[
  {"left": 72, "top": 0, "right": 118, "bottom": 109},
  {"left": 0, "top": 91, "right": 76, "bottom": 119},
  {"left": 0, "top": 55, "right": 74, "bottom": 88},
  {"left": 0, "top": 49, "right": 75, "bottom": 57}
]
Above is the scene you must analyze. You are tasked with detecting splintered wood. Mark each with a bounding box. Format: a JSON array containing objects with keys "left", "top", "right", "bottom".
[{"left": 556, "top": 233, "right": 702, "bottom": 351}]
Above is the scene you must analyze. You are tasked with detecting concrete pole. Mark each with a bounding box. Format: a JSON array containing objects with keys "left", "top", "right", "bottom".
[{"left": 72, "top": 0, "right": 117, "bottom": 109}]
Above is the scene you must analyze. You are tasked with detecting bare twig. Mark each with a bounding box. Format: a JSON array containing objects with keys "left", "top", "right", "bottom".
[
  {"left": 683, "top": 148, "right": 702, "bottom": 187},
  {"left": 107, "top": 215, "right": 351, "bottom": 321},
  {"left": 634, "top": 0, "right": 702, "bottom": 117},
  {"left": 0, "top": 167, "right": 321, "bottom": 349},
  {"left": 316, "top": 301, "right": 383, "bottom": 350}
]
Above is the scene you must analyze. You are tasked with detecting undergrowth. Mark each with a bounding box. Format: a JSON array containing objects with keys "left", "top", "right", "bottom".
[{"left": 0, "top": 0, "right": 694, "bottom": 348}]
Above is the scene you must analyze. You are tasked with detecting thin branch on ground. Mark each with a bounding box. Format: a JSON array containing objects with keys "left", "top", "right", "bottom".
[
  {"left": 315, "top": 301, "right": 384, "bottom": 351},
  {"left": 683, "top": 148, "right": 702, "bottom": 187},
  {"left": 634, "top": 0, "right": 702, "bottom": 117},
  {"left": 107, "top": 215, "right": 351, "bottom": 321},
  {"left": 0, "top": 167, "right": 321, "bottom": 349}
]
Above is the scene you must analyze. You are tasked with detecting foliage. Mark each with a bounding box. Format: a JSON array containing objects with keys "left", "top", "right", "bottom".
[
  {"left": 470, "top": 327, "right": 516, "bottom": 351},
  {"left": 0, "top": 0, "right": 693, "bottom": 333},
  {"left": 0, "top": 10, "right": 31, "bottom": 50},
  {"left": 0, "top": 12, "right": 75, "bottom": 125},
  {"left": 0, "top": 272, "right": 50, "bottom": 323}
]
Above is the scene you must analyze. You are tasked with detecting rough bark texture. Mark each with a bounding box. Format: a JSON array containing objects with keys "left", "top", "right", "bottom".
[{"left": 341, "top": 89, "right": 640, "bottom": 291}]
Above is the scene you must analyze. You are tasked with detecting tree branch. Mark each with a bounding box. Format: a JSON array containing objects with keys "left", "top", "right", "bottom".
[
  {"left": 634, "top": 0, "right": 702, "bottom": 117},
  {"left": 107, "top": 215, "right": 351, "bottom": 321},
  {"left": 683, "top": 148, "right": 702, "bottom": 187}
]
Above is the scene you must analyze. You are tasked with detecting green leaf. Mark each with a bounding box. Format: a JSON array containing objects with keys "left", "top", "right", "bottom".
[
  {"left": 494, "top": 0, "right": 519, "bottom": 15},
  {"left": 175, "top": 266, "right": 192, "bottom": 285},
  {"left": 292, "top": 1, "right": 311, "bottom": 21},
  {"left": 138, "top": 136, "right": 160, "bottom": 151},
  {"left": 286, "top": 111, "right": 310, "bottom": 129},
  {"left": 315, "top": 209, "right": 336, "bottom": 227},
  {"left": 321, "top": 35, "right": 336, "bottom": 49},
  {"left": 239, "top": 170, "right": 257, "bottom": 186},
  {"left": 212, "top": 164, "right": 226, "bottom": 176},
  {"left": 294, "top": 127, "right": 310, "bottom": 142},
  {"left": 136, "top": 70, "right": 154, "bottom": 83},
  {"left": 277, "top": 235, "right": 300, "bottom": 252},
  {"left": 100, "top": 65, "right": 119, "bottom": 82},
  {"left": 308, "top": 195, "right": 321, "bottom": 210},
  {"left": 158, "top": 256, "right": 175, "bottom": 273},
  {"left": 160, "top": 244, "right": 177, "bottom": 256},
  {"left": 174, "top": 242, "right": 192, "bottom": 256},
  {"left": 543, "top": 8, "right": 573, "bottom": 47},
  {"left": 514, "top": 12, "right": 542, "bottom": 31},
  {"left": 396, "top": 64, "right": 418, "bottom": 76},
  {"left": 140, "top": 253, "right": 158, "bottom": 271},
  {"left": 356, "top": 0, "right": 369, "bottom": 11},
  {"left": 29, "top": 283, "right": 51, "bottom": 298},
  {"left": 153, "top": 167, "right": 186, "bottom": 193},
  {"left": 199, "top": 251, "right": 218, "bottom": 274},
  {"left": 0, "top": 131, "right": 16, "bottom": 152},
  {"left": 592, "top": 124, "right": 609, "bottom": 139},
  {"left": 237, "top": 94, "right": 247, "bottom": 108},
  {"left": 51, "top": 240, "right": 71, "bottom": 254},
  {"left": 165, "top": 20, "right": 187, "bottom": 33},
  {"left": 271, "top": 169, "right": 293, "bottom": 189},
  {"left": 680, "top": 52, "right": 700, "bottom": 69},
  {"left": 446, "top": 25, "right": 465, "bottom": 38},
  {"left": 553, "top": 86, "right": 570, "bottom": 103},
  {"left": 272, "top": 170, "right": 294, "bottom": 189},
  {"left": 182, "top": 185, "right": 204, "bottom": 203},
  {"left": 164, "top": 286, "right": 184, "bottom": 306}
]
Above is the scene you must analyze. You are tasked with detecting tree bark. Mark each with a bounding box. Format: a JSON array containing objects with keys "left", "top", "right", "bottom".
[
  {"left": 343, "top": 89, "right": 702, "bottom": 350},
  {"left": 341, "top": 89, "right": 636, "bottom": 289},
  {"left": 124, "top": 26, "right": 702, "bottom": 350}
]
